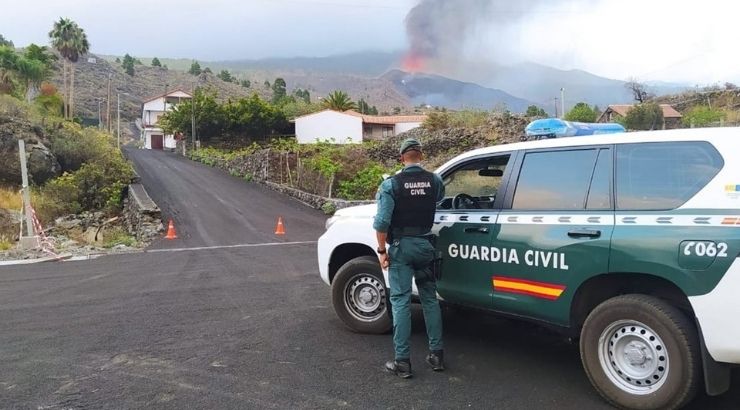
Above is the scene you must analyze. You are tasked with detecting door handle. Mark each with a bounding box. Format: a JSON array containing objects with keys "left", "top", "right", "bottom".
[
  {"left": 568, "top": 228, "right": 601, "bottom": 238},
  {"left": 464, "top": 227, "right": 489, "bottom": 234}
]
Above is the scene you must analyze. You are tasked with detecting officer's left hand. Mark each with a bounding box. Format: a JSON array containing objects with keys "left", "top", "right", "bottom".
[{"left": 379, "top": 253, "right": 389, "bottom": 270}]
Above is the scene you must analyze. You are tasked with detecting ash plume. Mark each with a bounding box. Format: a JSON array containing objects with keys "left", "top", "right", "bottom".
[{"left": 403, "top": 0, "right": 575, "bottom": 71}]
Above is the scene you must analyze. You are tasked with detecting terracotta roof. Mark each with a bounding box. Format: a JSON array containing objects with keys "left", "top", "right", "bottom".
[
  {"left": 292, "top": 109, "right": 426, "bottom": 124},
  {"left": 142, "top": 89, "right": 192, "bottom": 104},
  {"left": 605, "top": 104, "right": 682, "bottom": 118},
  {"left": 362, "top": 115, "right": 427, "bottom": 124}
]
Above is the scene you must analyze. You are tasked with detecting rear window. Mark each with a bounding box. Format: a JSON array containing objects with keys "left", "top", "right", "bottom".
[{"left": 616, "top": 141, "right": 723, "bottom": 210}]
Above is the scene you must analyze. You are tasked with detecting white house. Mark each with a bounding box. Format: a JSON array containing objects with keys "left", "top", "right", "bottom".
[
  {"left": 294, "top": 110, "right": 426, "bottom": 144},
  {"left": 141, "top": 90, "right": 192, "bottom": 150}
]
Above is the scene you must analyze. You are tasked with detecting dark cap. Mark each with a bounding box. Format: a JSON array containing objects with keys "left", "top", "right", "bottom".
[{"left": 399, "top": 138, "right": 422, "bottom": 155}]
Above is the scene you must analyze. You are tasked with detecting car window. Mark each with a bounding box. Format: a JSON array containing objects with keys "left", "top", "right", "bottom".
[
  {"left": 513, "top": 149, "right": 599, "bottom": 210},
  {"left": 440, "top": 154, "right": 510, "bottom": 209},
  {"left": 586, "top": 149, "right": 612, "bottom": 210},
  {"left": 616, "top": 141, "right": 723, "bottom": 210}
]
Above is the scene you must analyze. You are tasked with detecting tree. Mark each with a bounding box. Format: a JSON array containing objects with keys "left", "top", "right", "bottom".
[
  {"left": 49, "top": 17, "right": 75, "bottom": 118},
  {"left": 264, "top": 80, "right": 270, "bottom": 89},
  {"left": 16, "top": 57, "right": 48, "bottom": 101},
  {"left": 240, "top": 79, "right": 251, "bottom": 88},
  {"left": 0, "top": 34, "right": 13, "bottom": 48},
  {"left": 322, "top": 90, "right": 356, "bottom": 111},
  {"left": 682, "top": 105, "right": 725, "bottom": 127},
  {"left": 223, "top": 93, "right": 289, "bottom": 140},
  {"left": 564, "top": 102, "right": 598, "bottom": 122},
  {"left": 151, "top": 57, "right": 161, "bottom": 67},
  {"left": 159, "top": 89, "right": 225, "bottom": 141},
  {"left": 293, "top": 88, "right": 310, "bottom": 103},
  {"left": 625, "top": 79, "right": 653, "bottom": 103},
  {"left": 525, "top": 105, "right": 547, "bottom": 117},
  {"left": 271, "top": 77, "right": 287, "bottom": 104},
  {"left": 24, "top": 44, "right": 56, "bottom": 68},
  {"left": 0, "top": 46, "right": 18, "bottom": 95},
  {"left": 188, "top": 60, "right": 201, "bottom": 75},
  {"left": 203, "top": 67, "right": 212, "bottom": 74},
  {"left": 217, "top": 69, "right": 233, "bottom": 82},
  {"left": 49, "top": 19, "right": 88, "bottom": 118},
  {"left": 121, "top": 53, "right": 135, "bottom": 76},
  {"left": 621, "top": 103, "right": 664, "bottom": 130},
  {"left": 115, "top": 57, "right": 120, "bottom": 63}
]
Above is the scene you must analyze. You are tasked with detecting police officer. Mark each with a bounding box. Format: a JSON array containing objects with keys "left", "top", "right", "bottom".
[{"left": 373, "top": 138, "right": 445, "bottom": 379}]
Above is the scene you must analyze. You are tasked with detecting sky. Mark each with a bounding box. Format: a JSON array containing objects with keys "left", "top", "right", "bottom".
[{"left": 1, "top": 0, "right": 739, "bottom": 84}]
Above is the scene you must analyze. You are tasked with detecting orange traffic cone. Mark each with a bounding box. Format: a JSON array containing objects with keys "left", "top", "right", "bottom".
[
  {"left": 165, "top": 219, "right": 178, "bottom": 239},
  {"left": 274, "top": 217, "right": 286, "bottom": 235}
]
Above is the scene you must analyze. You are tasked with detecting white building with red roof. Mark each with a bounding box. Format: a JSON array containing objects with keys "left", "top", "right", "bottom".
[
  {"left": 141, "top": 89, "right": 192, "bottom": 150},
  {"left": 293, "top": 109, "right": 427, "bottom": 144}
]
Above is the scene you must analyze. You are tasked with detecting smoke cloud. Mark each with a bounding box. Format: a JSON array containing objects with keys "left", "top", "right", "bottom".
[
  {"left": 404, "top": 0, "right": 549, "bottom": 71},
  {"left": 404, "top": 0, "right": 740, "bottom": 84}
]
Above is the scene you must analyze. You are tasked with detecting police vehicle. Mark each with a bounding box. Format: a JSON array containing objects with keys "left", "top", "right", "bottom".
[{"left": 317, "top": 127, "right": 739, "bottom": 409}]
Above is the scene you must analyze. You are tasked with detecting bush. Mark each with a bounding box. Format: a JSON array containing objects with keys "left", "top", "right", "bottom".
[
  {"left": 34, "top": 172, "right": 81, "bottom": 222},
  {"left": 682, "top": 105, "right": 725, "bottom": 127},
  {"left": 337, "top": 162, "right": 388, "bottom": 200}
]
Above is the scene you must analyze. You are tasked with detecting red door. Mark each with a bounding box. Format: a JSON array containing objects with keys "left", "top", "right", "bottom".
[{"left": 151, "top": 135, "right": 164, "bottom": 150}]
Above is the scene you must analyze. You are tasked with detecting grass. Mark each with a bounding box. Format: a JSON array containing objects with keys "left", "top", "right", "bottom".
[
  {"left": 0, "top": 235, "right": 13, "bottom": 251},
  {"left": 102, "top": 227, "right": 137, "bottom": 249},
  {"left": 0, "top": 187, "right": 22, "bottom": 211}
]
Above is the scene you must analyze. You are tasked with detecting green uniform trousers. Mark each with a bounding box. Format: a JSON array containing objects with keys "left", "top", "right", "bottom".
[{"left": 388, "top": 236, "right": 444, "bottom": 360}]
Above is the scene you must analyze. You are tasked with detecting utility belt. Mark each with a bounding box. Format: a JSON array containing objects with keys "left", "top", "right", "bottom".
[{"left": 390, "top": 226, "right": 431, "bottom": 238}]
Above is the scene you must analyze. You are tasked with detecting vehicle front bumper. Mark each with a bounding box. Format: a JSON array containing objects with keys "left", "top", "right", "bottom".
[{"left": 689, "top": 257, "right": 740, "bottom": 364}]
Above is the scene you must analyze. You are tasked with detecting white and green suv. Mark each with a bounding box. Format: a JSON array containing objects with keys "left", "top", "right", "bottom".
[{"left": 317, "top": 127, "right": 739, "bottom": 409}]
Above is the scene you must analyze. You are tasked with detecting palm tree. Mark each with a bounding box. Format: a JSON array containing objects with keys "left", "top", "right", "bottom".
[
  {"left": 67, "top": 25, "right": 89, "bottom": 119},
  {"left": 322, "top": 90, "right": 357, "bottom": 112},
  {"left": 49, "top": 18, "right": 75, "bottom": 118}
]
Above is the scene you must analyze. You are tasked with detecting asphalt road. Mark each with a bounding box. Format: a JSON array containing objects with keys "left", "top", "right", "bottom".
[{"left": 1, "top": 149, "right": 738, "bottom": 409}]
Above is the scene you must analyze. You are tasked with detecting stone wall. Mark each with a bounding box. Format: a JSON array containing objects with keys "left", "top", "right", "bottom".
[
  {"left": 263, "top": 182, "right": 373, "bottom": 214},
  {"left": 122, "top": 183, "right": 163, "bottom": 241}
]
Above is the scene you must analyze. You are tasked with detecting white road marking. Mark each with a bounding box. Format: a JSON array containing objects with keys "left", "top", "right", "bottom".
[{"left": 146, "top": 241, "right": 317, "bottom": 254}]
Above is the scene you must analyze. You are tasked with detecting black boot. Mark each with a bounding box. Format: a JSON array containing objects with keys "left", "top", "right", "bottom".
[
  {"left": 426, "top": 350, "right": 444, "bottom": 371},
  {"left": 385, "top": 359, "right": 413, "bottom": 378}
]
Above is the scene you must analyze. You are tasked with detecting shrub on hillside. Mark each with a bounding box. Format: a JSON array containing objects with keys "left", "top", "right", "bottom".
[{"left": 337, "top": 162, "right": 390, "bottom": 200}]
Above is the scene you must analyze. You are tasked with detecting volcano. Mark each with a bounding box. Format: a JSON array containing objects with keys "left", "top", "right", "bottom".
[{"left": 382, "top": 69, "right": 534, "bottom": 112}]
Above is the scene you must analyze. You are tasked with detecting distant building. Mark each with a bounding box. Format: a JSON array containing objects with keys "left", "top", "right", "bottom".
[
  {"left": 140, "top": 90, "right": 192, "bottom": 150},
  {"left": 597, "top": 104, "right": 682, "bottom": 129},
  {"left": 293, "top": 109, "right": 426, "bottom": 144}
]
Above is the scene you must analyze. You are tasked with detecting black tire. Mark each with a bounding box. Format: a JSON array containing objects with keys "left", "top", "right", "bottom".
[
  {"left": 580, "top": 294, "right": 701, "bottom": 410},
  {"left": 331, "top": 256, "right": 392, "bottom": 334}
]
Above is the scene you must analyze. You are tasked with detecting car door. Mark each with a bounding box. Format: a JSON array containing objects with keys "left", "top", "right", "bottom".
[
  {"left": 492, "top": 146, "right": 614, "bottom": 326},
  {"left": 433, "top": 152, "right": 515, "bottom": 308}
]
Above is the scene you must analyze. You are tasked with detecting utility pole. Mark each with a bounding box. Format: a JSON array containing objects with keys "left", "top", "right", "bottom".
[
  {"left": 18, "top": 140, "right": 38, "bottom": 249},
  {"left": 98, "top": 100, "right": 102, "bottom": 129},
  {"left": 191, "top": 82, "right": 196, "bottom": 152},
  {"left": 106, "top": 74, "right": 112, "bottom": 133},
  {"left": 117, "top": 92, "right": 121, "bottom": 149},
  {"left": 560, "top": 87, "right": 565, "bottom": 119},
  {"left": 553, "top": 98, "right": 559, "bottom": 118}
]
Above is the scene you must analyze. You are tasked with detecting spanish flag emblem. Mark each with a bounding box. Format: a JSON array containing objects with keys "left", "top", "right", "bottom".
[{"left": 492, "top": 276, "right": 566, "bottom": 300}]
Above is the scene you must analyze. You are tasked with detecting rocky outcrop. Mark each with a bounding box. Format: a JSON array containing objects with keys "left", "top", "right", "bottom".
[{"left": 0, "top": 111, "right": 61, "bottom": 185}]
